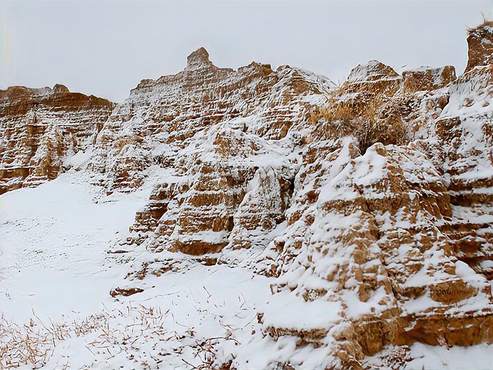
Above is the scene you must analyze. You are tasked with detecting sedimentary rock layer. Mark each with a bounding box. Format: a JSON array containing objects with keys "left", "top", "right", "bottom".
[
  {"left": 1, "top": 21, "right": 493, "bottom": 370},
  {"left": 0, "top": 85, "right": 113, "bottom": 194}
]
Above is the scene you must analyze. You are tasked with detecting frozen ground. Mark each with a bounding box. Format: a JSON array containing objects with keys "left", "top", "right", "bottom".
[
  {"left": 0, "top": 173, "right": 147, "bottom": 323},
  {"left": 1, "top": 172, "right": 493, "bottom": 369},
  {"left": 0, "top": 173, "right": 274, "bottom": 369}
]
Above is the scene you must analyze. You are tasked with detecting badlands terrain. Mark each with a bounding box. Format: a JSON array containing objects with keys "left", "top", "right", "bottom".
[{"left": 1, "top": 22, "right": 493, "bottom": 370}]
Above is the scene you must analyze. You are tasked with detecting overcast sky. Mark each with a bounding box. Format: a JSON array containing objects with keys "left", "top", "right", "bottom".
[{"left": 1, "top": 0, "right": 492, "bottom": 102}]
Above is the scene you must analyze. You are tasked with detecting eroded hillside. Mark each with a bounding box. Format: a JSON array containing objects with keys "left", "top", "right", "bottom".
[{"left": 1, "top": 22, "right": 493, "bottom": 370}]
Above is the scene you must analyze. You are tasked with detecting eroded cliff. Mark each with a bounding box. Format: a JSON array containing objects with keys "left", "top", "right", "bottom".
[
  {"left": 1, "top": 21, "right": 493, "bottom": 370},
  {"left": 0, "top": 85, "right": 113, "bottom": 194}
]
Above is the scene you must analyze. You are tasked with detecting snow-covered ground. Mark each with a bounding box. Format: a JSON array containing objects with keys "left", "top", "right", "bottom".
[
  {"left": 1, "top": 173, "right": 493, "bottom": 369},
  {"left": 0, "top": 173, "right": 274, "bottom": 369},
  {"left": 0, "top": 173, "right": 149, "bottom": 323}
]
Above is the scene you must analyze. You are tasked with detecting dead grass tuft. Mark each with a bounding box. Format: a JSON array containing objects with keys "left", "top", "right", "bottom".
[
  {"left": 467, "top": 17, "right": 493, "bottom": 33},
  {"left": 0, "top": 313, "right": 102, "bottom": 369},
  {"left": 309, "top": 97, "right": 407, "bottom": 153},
  {"left": 0, "top": 305, "right": 237, "bottom": 369}
]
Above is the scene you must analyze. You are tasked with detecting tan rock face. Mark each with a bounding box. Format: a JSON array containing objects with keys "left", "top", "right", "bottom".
[
  {"left": 92, "top": 48, "right": 330, "bottom": 254},
  {"left": 465, "top": 21, "right": 493, "bottom": 72},
  {"left": 253, "top": 25, "right": 492, "bottom": 367},
  {"left": 2, "top": 22, "right": 493, "bottom": 369},
  {"left": 402, "top": 65, "right": 456, "bottom": 93},
  {"left": 0, "top": 85, "right": 113, "bottom": 193},
  {"left": 185, "top": 47, "right": 214, "bottom": 71}
]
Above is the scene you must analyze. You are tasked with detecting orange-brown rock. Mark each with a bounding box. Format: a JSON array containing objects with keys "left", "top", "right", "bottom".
[
  {"left": 91, "top": 34, "right": 493, "bottom": 367},
  {"left": 0, "top": 85, "right": 113, "bottom": 194},
  {"left": 3, "top": 20, "right": 493, "bottom": 370},
  {"left": 251, "top": 22, "right": 493, "bottom": 368},
  {"left": 465, "top": 21, "right": 493, "bottom": 72},
  {"left": 99, "top": 49, "right": 330, "bottom": 254},
  {"left": 402, "top": 65, "right": 456, "bottom": 93}
]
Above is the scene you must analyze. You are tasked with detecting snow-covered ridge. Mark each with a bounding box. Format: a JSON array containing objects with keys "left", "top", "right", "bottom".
[{"left": 1, "top": 21, "right": 493, "bottom": 370}]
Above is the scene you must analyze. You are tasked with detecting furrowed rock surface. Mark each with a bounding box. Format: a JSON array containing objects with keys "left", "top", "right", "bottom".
[
  {"left": 2, "top": 22, "right": 493, "bottom": 370},
  {"left": 86, "top": 47, "right": 331, "bottom": 255},
  {"left": 466, "top": 21, "right": 493, "bottom": 72},
  {"left": 0, "top": 85, "right": 113, "bottom": 194},
  {"left": 254, "top": 23, "right": 493, "bottom": 368}
]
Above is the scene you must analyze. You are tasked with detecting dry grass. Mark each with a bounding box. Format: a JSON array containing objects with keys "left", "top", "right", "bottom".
[
  {"left": 309, "top": 101, "right": 357, "bottom": 125},
  {"left": 0, "top": 305, "right": 168, "bottom": 369},
  {"left": 310, "top": 96, "right": 381, "bottom": 125},
  {"left": 0, "top": 305, "right": 237, "bottom": 369},
  {"left": 467, "top": 17, "right": 493, "bottom": 33},
  {"left": 0, "top": 312, "right": 105, "bottom": 369},
  {"left": 309, "top": 96, "right": 408, "bottom": 153}
]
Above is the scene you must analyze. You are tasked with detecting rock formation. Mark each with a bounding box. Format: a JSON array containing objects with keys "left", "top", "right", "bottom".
[
  {"left": 1, "top": 20, "right": 493, "bottom": 370},
  {"left": 466, "top": 21, "right": 493, "bottom": 72},
  {"left": 0, "top": 85, "right": 113, "bottom": 194},
  {"left": 87, "top": 52, "right": 331, "bottom": 255}
]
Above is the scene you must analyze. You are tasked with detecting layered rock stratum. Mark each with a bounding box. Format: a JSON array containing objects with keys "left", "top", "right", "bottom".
[
  {"left": 1, "top": 22, "right": 493, "bottom": 370},
  {"left": 0, "top": 85, "right": 113, "bottom": 194}
]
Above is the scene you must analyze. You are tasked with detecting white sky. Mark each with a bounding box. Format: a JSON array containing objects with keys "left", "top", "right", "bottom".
[{"left": 1, "top": 0, "right": 492, "bottom": 102}]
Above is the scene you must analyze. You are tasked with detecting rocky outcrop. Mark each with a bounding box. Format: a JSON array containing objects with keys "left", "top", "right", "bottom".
[
  {"left": 402, "top": 65, "right": 456, "bottom": 93},
  {"left": 90, "top": 50, "right": 331, "bottom": 254},
  {"left": 466, "top": 21, "right": 493, "bottom": 72},
  {"left": 254, "top": 22, "right": 493, "bottom": 368},
  {"left": 90, "top": 21, "right": 493, "bottom": 369},
  {"left": 0, "top": 85, "right": 113, "bottom": 194},
  {"left": 2, "top": 20, "right": 493, "bottom": 370},
  {"left": 261, "top": 136, "right": 493, "bottom": 367}
]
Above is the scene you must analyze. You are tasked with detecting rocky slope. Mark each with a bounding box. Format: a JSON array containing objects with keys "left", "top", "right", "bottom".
[
  {"left": 86, "top": 47, "right": 332, "bottom": 256},
  {"left": 1, "top": 22, "right": 493, "bottom": 370}
]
